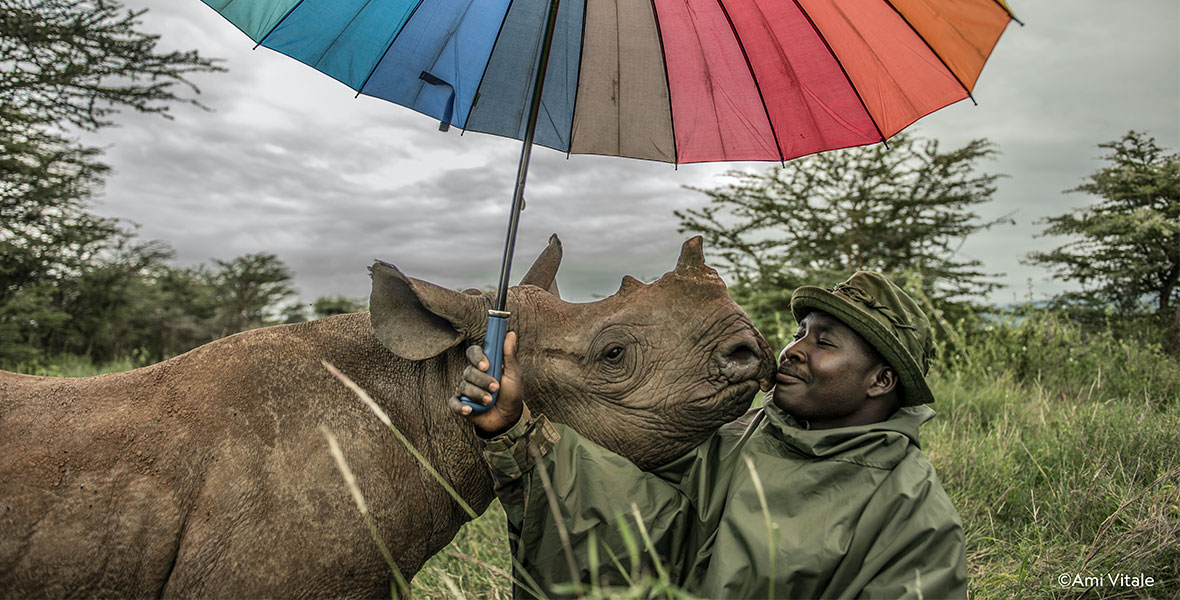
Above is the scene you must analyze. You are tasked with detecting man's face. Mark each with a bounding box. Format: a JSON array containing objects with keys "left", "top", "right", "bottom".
[{"left": 771, "top": 311, "right": 886, "bottom": 428}]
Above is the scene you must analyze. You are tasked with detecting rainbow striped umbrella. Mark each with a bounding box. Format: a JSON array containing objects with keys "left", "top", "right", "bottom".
[{"left": 202, "top": 0, "right": 1018, "bottom": 410}]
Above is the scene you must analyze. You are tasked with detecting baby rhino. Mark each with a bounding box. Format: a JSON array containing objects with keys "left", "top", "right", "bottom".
[{"left": 0, "top": 235, "right": 774, "bottom": 598}]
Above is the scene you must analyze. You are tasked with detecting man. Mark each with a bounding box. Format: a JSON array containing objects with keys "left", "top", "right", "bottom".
[{"left": 450, "top": 272, "right": 967, "bottom": 598}]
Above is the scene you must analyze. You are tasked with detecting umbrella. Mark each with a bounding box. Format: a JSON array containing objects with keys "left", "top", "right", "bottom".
[{"left": 201, "top": 0, "right": 1019, "bottom": 411}]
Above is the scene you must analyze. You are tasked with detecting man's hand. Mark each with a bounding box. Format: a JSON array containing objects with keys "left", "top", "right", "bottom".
[{"left": 448, "top": 331, "right": 524, "bottom": 437}]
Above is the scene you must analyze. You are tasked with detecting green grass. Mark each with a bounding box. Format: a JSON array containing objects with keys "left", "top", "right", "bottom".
[
  {"left": 10, "top": 354, "right": 138, "bottom": 377},
  {"left": 927, "top": 370, "right": 1179, "bottom": 599},
  {"left": 415, "top": 501, "right": 514, "bottom": 600}
]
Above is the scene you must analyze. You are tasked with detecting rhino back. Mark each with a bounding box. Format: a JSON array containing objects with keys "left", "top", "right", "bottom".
[{"left": 0, "top": 313, "right": 493, "bottom": 598}]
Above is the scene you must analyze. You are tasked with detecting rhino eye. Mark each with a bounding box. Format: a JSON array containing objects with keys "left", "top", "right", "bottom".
[{"left": 603, "top": 344, "right": 625, "bottom": 363}]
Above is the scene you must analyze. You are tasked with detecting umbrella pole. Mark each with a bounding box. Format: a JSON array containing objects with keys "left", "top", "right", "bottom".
[
  {"left": 494, "top": 0, "right": 562, "bottom": 313},
  {"left": 464, "top": 0, "right": 561, "bottom": 414}
]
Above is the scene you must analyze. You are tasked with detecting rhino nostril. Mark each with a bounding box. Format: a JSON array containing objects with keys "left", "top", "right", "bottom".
[
  {"left": 726, "top": 345, "right": 757, "bottom": 366},
  {"left": 719, "top": 339, "right": 761, "bottom": 377}
]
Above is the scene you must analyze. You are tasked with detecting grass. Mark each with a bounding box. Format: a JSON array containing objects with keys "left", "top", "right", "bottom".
[
  {"left": 927, "top": 370, "right": 1180, "bottom": 599},
  {"left": 414, "top": 501, "right": 514, "bottom": 600},
  {"left": 11, "top": 353, "right": 138, "bottom": 377}
]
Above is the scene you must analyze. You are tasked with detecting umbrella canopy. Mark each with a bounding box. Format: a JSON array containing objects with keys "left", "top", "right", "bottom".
[
  {"left": 202, "top": 0, "right": 1016, "bottom": 413},
  {"left": 203, "top": 0, "right": 1016, "bottom": 165}
]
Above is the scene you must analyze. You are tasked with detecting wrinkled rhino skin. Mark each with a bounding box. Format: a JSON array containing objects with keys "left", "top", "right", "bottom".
[{"left": 0, "top": 236, "right": 774, "bottom": 598}]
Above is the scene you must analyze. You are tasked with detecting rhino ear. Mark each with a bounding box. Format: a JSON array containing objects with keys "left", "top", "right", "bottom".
[
  {"left": 519, "top": 233, "right": 562, "bottom": 297},
  {"left": 369, "top": 261, "right": 483, "bottom": 360}
]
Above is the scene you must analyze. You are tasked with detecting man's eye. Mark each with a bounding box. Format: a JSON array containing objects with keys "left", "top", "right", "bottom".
[{"left": 792, "top": 331, "right": 804, "bottom": 341}]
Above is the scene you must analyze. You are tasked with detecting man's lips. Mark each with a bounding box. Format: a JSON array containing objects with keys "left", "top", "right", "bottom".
[{"left": 776, "top": 369, "right": 806, "bottom": 384}]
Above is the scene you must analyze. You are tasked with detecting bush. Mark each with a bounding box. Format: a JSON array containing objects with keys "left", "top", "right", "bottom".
[{"left": 944, "top": 308, "right": 1180, "bottom": 408}]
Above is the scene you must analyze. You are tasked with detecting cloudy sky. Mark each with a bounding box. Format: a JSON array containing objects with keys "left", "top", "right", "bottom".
[{"left": 84, "top": 0, "right": 1179, "bottom": 305}]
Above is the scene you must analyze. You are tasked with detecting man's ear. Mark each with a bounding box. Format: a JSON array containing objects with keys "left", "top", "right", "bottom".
[
  {"left": 369, "top": 260, "right": 486, "bottom": 360},
  {"left": 866, "top": 365, "right": 899, "bottom": 399}
]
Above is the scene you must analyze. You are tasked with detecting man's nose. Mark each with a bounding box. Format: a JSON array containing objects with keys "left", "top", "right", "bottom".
[{"left": 780, "top": 340, "right": 805, "bottom": 365}]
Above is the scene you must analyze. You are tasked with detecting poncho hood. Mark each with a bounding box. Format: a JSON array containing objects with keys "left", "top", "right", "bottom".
[{"left": 763, "top": 401, "right": 935, "bottom": 469}]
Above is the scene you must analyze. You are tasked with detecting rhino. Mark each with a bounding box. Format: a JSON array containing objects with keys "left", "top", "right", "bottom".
[{"left": 0, "top": 235, "right": 774, "bottom": 598}]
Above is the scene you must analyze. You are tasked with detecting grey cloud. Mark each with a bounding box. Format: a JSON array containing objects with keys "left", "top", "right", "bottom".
[{"left": 83, "top": 0, "right": 1180, "bottom": 306}]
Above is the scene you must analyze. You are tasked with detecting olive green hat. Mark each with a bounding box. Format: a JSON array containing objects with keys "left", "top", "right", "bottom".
[{"left": 790, "top": 272, "right": 936, "bottom": 406}]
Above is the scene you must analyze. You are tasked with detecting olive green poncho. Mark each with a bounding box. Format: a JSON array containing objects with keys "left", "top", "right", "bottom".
[{"left": 484, "top": 401, "right": 966, "bottom": 599}]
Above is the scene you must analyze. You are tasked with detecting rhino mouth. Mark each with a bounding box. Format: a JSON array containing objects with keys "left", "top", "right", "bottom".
[{"left": 683, "top": 378, "right": 761, "bottom": 423}]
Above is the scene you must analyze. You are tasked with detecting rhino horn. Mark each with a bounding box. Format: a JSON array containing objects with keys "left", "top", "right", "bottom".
[
  {"left": 519, "top": 233, "right": 562, "bottom": 297},
  {"left": 369, "top": 261, "right": 484, "bottom": 360},
  {"left": 675, "top": 236, "right": 707, "bottom": 273},
  {"left": 617, "top": 275, "right": 647, "bottom": 294}
]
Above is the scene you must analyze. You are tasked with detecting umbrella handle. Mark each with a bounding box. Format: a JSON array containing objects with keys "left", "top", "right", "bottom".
[
  {"left": 460, "top": 312, "right": 509, "bottom": 414},
  {"left": 464, "top": 0, "right": 558, "bottom": 416}
]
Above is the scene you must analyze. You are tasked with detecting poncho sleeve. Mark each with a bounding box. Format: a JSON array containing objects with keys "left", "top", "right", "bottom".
[{"left": 482, "top": 410, "right": 707, "bottom": 598}]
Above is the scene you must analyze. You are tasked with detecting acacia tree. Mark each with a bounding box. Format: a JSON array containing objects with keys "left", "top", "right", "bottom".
[
  {"left": 211, "top": 253, "right": 298, "bottom": 336},
  {"left": 677, "top": 133, "right": 1009, "bottom": 343},
  {"left": 0, "top": 0, "right": 220, "bottom": 363},
  {"left": 0, "top": 0, "right": 220, "bottom": 295},
  {"left": 1026, "top": 131, "right": 1180, "bottom": 345}
]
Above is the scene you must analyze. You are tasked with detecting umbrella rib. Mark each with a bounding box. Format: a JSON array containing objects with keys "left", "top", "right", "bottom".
[
  {"left": 564, "top": 0, "right": 591, "bottom": 156},
  {"left": 646, "top": 0, "right": 679, "bottom": 165},
  {"left": 712, "top": 0, "right": 785, "bottom": 163},
  {"left": 311, "top": 0, "right": 380, "bottom": 75},
  {"left": 614, "top": 0, "right": 622, "bottom": 156},
  {"left": 355, "top": 0, "right": 428, "bottom": 96},
  {"left": 464, "top": 0, "right": 522, "bottom": 133},
  {"left": 408, "top": 2, "right": 486, "bottom": 121},
  {"left": 255, "top": 0, "right": 309, "bottom": 47},
  {"left": 789, "top": 0, "right": 887, "bottom": 146},
  {"left": 880, "top": 0, "right": 975, "bottom": 105},
  {"left": 989, "top": 0, "right": 1024, "bottom": 26}
]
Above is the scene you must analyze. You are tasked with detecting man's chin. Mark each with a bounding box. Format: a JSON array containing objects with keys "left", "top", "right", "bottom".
[{"left": 770, "top": 388, "right": 800, "bottom": 413}]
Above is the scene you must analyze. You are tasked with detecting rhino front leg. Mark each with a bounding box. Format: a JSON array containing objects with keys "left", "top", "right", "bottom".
[
  {"left": 160, "top": 430, "right": 473, "bottom": 598},
  {"left": 0, "top": 463, "right": 189, "bottom": 598}
]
